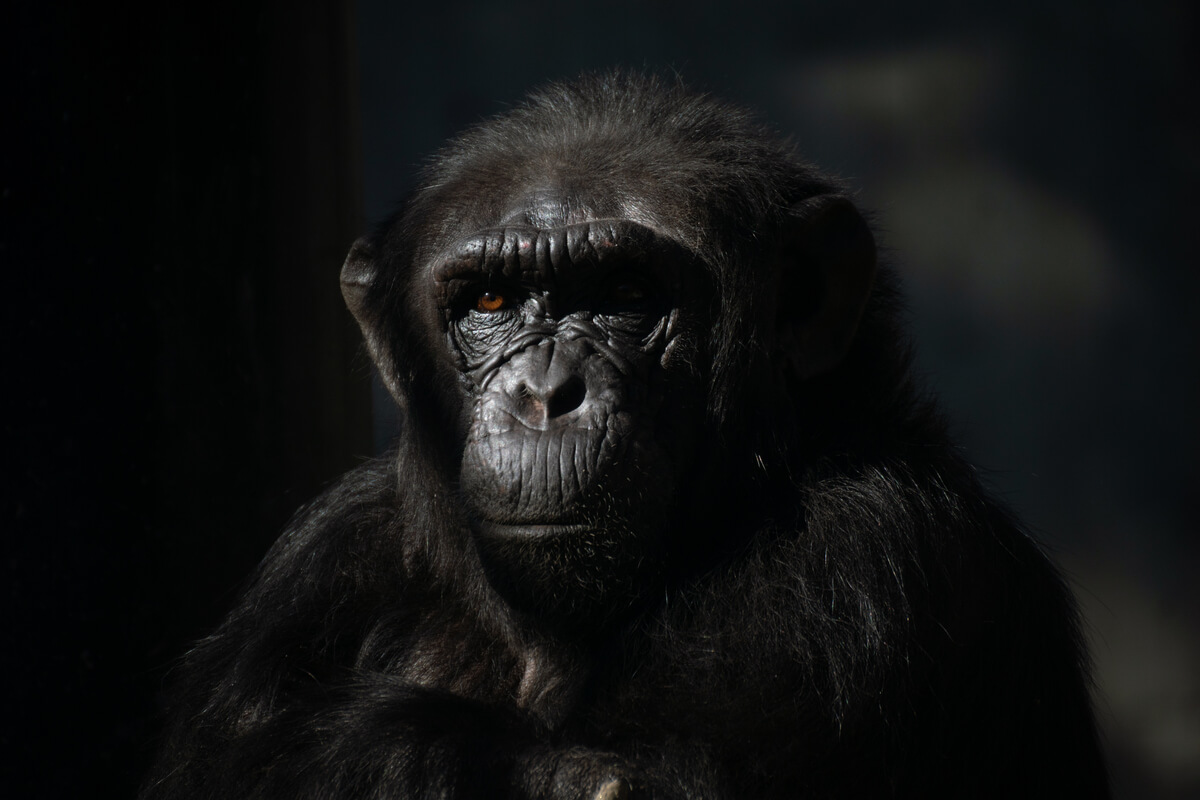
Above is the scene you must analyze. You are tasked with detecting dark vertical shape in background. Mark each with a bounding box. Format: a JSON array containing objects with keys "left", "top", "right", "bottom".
[{"left": 1, "top": 2, "right": 368, "bottom": 796}]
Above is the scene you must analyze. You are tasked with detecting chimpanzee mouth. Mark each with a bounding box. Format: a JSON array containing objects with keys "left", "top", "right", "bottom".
[{"left": 473, "top": 520, "right": 593, "bottom": 540}]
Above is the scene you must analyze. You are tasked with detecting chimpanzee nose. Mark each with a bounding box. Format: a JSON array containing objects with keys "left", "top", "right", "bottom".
[
  {"left": 507, "top": 341, "right": 590, "bottom": 427},
  {"left": 518, "top": 373, "right": 587, "bottom": 421}
]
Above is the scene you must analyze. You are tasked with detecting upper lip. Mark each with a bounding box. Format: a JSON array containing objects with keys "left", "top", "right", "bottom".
[{"left": 473, "top": 520, "right": 589, "bottom": 538}]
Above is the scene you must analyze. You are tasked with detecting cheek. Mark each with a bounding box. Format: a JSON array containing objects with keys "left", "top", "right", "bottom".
[{"left": 659, "top": 310, "right": 705, "bottom": 373}]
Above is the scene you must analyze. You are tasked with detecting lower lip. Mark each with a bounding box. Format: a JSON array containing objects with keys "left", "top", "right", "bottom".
[{"left": 474, "top": 521, "right": 591, "bottom": 540}]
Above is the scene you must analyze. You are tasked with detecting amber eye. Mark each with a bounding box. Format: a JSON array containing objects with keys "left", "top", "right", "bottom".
[{"left": 475, "top": 291, "right": 506, "bottom": 312}]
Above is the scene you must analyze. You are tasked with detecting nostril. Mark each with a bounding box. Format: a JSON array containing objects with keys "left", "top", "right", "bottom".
[{"left": 546, "top": 375, "right": 587, "bottom": 418}]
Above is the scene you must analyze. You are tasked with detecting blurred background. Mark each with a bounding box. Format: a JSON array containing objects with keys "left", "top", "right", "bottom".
[{"left": 3, "top": 1, "right": 1196, "bottom": 797}]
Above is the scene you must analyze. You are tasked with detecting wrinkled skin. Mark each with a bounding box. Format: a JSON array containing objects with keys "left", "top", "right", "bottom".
[{"left": 440, "top": 219, "right": 703, "bottom": 621}]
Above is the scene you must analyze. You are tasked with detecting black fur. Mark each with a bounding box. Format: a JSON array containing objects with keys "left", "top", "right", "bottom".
[{"left": 143, "top": 74, "right": 1109, "bottom": 799}]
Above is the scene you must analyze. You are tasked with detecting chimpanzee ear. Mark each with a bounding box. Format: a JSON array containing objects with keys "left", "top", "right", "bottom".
[
  {"left": 340, "top": 236, "right": 376, "bottom": 325},
  {"left": 776, "top": 195, "right": 877, "bottom": 379},
  {"left": 341, "top": 237, "right": 403, "bottom": 403}
]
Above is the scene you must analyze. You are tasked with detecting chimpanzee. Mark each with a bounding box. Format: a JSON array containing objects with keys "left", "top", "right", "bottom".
[{"left": 142, "top": 73, "right": 1109, "bottom": 799}]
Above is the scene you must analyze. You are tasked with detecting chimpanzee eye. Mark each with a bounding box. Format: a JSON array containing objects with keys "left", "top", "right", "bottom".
[
  {"left": 476, "top": 291, "right": 507, "bottom": 313},
  {"left": 603, "top": 271, "right": 656, "bottom": 309},
  {"left": 610, "top": 281, "right": 646, "bottom": 304}
]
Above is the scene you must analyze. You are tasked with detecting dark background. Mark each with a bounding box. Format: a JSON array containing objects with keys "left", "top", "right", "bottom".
[{"left": 3, "top": 1, "right": 1196, "bottom": 797}]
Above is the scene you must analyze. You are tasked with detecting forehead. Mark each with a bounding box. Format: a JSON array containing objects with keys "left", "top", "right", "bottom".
[
  {"left": 497, "top": 185, "right": 609, "bottom": 229},
  {"left": 421, "top": 152, "right": 699, "bottom": 237}
]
